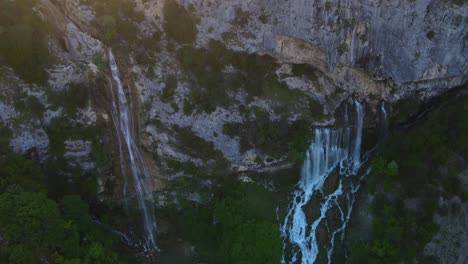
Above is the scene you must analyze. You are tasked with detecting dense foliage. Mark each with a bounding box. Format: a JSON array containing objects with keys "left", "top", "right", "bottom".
[
  {"left": 0, "top": 0, "right": 52, "bottom": 84},
  {"left": 161, "top": 177, "right": 283, "bottom": 264},
  {"left": 349, "top": 90, "right": 468, "bottom": 263},
  {"left": 0, "top": 152, "right": 130, "bottom": 263}
]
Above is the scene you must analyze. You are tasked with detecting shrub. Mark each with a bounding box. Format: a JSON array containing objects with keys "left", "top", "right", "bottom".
[
  {"left": 223, "top": 114, "right": 313, "bottom": 161},
  {"left": 15, "top": 96, "right": 45, "bottom": 119},
  {"left": 0, "top": 0, "right": 52, "bottom": 84},
  {"left": 160, "top": 75, "right": 177, "bottom": 102},
  {"left": 0, "top": 154, "right": 45, "bottom": 192},
  {"left": 0, "top": 125, "right": 12, "bottom": 154},
  {"left": 232, "top": 7, "right": 250, "bottom": 28},
  {"left": 426, "top": 30, "right": 435, "bottom": 40},
  {"left": 45, "top": 117, "right": 98, "bottom": 156},
  {"left": 89, "top": 0, "right": 143, "bottom": 45},
  {"left": 97, "top": 15, "right": 117, "bottom": 44},
  {"left": 167, "top": 159, "right": 198, "bottom": 175},
  {"left": 176, "top": 40, "right": 282, "bottom": 113},
  {"left": 174, "top": 126, "right": 224, "bottom": 161},
  {"left": 163, "top": 0, "right": 199, "bottom": 44},
  {"left": 49, "top": 82, "right": 91, "bottom": 118}
]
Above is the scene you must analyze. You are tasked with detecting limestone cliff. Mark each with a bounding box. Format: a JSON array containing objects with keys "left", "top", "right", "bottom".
[{"left": 189, "top": 0, "right": 467, "bottom": 98}]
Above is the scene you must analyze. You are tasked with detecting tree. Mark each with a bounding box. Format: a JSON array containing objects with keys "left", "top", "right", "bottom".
[
  {"left": 60, "top": 195, "right": 92, "bottom": 233},
  {"left": 0, "top": 154, "right": 45, "bottom": 192},
  {"left": 215, "top": 184, "right": 282, "bottom": 264},
  {"left": 0, "top": 189, "right": 64, "bottom": 250},
  {"left": 8, "top": 245, "right": 36, "bottom": 264},
  {"left": 0, "top": 0, "right": 51, "bottom": 84}
]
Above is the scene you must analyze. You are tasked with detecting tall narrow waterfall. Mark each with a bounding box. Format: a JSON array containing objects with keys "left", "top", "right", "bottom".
[
  {"left": 381, "top": 102, "right": 388, "bottom": 138},
  {"left": 281, "top": 101, "right": 366, "bottom": 264},
  {"left": 107, "top": 49, "right": 158, "bottom": 250}
]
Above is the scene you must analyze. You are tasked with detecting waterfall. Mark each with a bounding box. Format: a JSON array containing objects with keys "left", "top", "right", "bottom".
[
  {"left": 381, "top": 102, "right": 388, "bottom": 138},
  {"left": 107, "top": 49, "right": 158, "bottom": 251},
  {"left": 352, "top": 101, "right": 363, "bottom": 171},
  {"left": 281, "top": 100, "right": 365, "bottom": 264}
]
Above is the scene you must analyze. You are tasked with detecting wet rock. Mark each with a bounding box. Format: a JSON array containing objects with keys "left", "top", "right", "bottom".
[{"left": 323, "top": 172, "right": 340, "bottom": 196}]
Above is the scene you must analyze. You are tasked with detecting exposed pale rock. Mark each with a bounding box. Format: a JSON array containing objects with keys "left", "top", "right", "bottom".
[
  {"left": 59, "top": 0, "right": 95, "bottom": 27},
  {"left": 0, "top": 102, "right": 18, "bottom": 122},
  {"left": 65, "top": 23, "right": 104, "bottom": 62},
  {"left": 76, "top": 106, "right": 97, "bottom": 126},
  {"left": 48, "top": 64, "right": 83, "bottom": 91},
  {"left": 64, "top": 139, "right": 92, "bottom": 158},
  {"left": 189, "top": 0, "right": 467, "bottom": 98},
  {"left": 10, "top": 129, "right": 49, "bottom": 158}
]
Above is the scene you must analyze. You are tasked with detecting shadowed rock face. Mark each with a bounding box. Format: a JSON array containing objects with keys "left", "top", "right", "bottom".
[
  {"left": 266, "top": 0, "right": 466, "bottom": 82},
  {"left": 190, "top": 0, "right": 467, "bottom": 91}
]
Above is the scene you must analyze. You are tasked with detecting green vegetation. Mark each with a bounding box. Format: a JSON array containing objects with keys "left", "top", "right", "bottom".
[
  {"left": 49, "top": 82, "right": 91, "bottom": 118},
  {"left": 350, "top": 90, "right": 468, "bottom": 263},
  {"left": 43, "top": 117, "right": 112, "bottom": 199},
  {"left": 177, "top": 41, "right": 280, "bottom": 111},
  {"left": 0, "top": 125, "right": 12, "bottom": 154},
  {"left": 176, "top": 40, "right": 324, "bottom": 119},
  {"left": 161, "top": 178, "right": 282, "bottom": 264},
  {"left": 0, "top": 147, "right": 131, "bottom": 263},
  {"left": 0, "top": 188, "right": 126, "bottom": 263},
  {"left": 133, "top": 29, "right": 163, "bottom": 65},
  {"left": 173, "top": 125, "right": 224, "bottom": 162},
  {"left": 389, "top": 96, "right": 422, "bottom": 125},
  {"left": 449, "top": 0, "right": 468, "bottom": 5},
  {"left": 46, "top": 117, "right": 99, "bottom": 156},
  {"left": 83, "top": 0, "right": 144, "bottom": 44},
  {"left": 0, "top": 0, "right": 52, "bottom": 84},
  {"left": 223, "top": 109, "right": 314, "bottom": 161},
  {"left": 426, "top": 30, "right": 435, "bottom": 41},
  {"left": 232, "top": 7, "right": 250, "bottom": 28},
  {"left": 14, "top": 96, "right": 46, "bottom": 119},
  {"left": 160, "top": 75, "right": 178, "bottom": 103},
  {"left": 167, "top": 159, "right": 198, "bottom": 175},
  {"left": 163, "top": 0, "right": 199, "bottom": 44}
]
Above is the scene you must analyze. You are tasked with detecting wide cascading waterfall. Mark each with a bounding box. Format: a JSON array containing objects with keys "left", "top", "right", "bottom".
[
  {"left": 281, "top": 101, "right": 365, "bottom": 264},
  {"left": 107, "top": 49, "right": 158, "bottom": 251}
]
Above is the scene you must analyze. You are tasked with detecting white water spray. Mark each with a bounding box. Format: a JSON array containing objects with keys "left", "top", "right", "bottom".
[
  {"left": 281, "top": 101, "right": 365, "bottom": 264},
  {"left": 107, "top": 49, "right": 158, "bottom": 250}
]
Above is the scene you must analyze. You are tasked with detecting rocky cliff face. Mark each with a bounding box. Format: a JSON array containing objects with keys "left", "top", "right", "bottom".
[
  {"left": 0, "top": 0, "right": 466, "bottom": 261},
  {"left": 1, "top": 0, "right": 466, "bottom": 197},
  {"left": 189, "top": 0, "right": 467, "bottom": 97}
]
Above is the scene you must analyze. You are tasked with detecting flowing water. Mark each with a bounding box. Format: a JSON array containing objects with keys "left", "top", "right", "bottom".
[
  {"left": 381, "top": 102, "right": 388, "bottom": 138},
  {"left": 281, "top": 101, "right": 366, "bottom": 264},
  {"left": 107, "top": 49, "right": 158, "bottom": 251}
]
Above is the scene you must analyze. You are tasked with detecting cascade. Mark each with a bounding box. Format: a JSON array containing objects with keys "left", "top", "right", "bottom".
[
  {"left": 107, "top": 49, "right": 158, "bottom": 251},
  {"left": 281, "top": 100, "right": 365, "bottom": 264}
]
